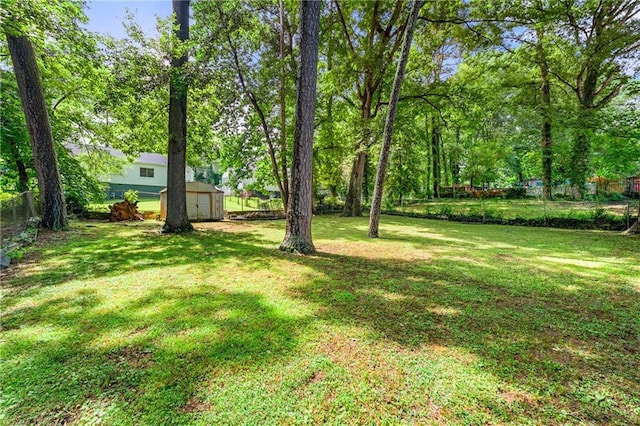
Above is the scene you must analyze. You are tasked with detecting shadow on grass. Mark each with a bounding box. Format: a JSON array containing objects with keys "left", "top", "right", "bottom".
[
  {"left": 2, "top": 218, "right": 639, "bottom": 424},
  {"left": 283, "top": 248, "right": 639, "bottom": 424},
  {"left": 2, "top": 283, "right": 305, "bottom": 424},
  {"left": 1, "top": 222, "right": 276, "bottom": 305}
]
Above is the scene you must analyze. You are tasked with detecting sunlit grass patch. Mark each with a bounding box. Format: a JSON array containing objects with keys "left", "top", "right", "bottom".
[{"left": 1, "top": 216, "right": 638, "bottom": 425}]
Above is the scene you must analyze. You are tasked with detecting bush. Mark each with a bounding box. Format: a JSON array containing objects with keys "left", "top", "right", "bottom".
[
  {"left": 124, "top": 190, "right": 139, "bottom": 204},
  {"left": 503, "top": 187, "right": 527, "bottom": 199},
  {"left": 438, "top": 205, "right": 453, "bottom": 216}
]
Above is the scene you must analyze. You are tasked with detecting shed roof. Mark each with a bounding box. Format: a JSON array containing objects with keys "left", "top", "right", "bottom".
[{"left": 160, "top": 181, "right": 224, "bottom": 193}]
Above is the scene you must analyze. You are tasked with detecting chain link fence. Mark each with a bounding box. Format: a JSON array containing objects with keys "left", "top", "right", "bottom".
[{"left": 1, "top": 191, "right": 38, "bottom": 246}]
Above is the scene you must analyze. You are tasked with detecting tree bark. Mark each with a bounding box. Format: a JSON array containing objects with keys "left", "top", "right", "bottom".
[
  {"left": 163, "top": 0, "right": 193, "bottom": 233},
  {"left": 431, "top": 115, "right": 441, "bottom": 198},
  {"left": 536, "top": 27, "right": 553, "bottom": 200},
  {"left": 6, "top": 33, "right": 67, "bottom": 230},
  {"left": 368, "top": 0, "right": 422, "bottom": 238},
  {"left": 343, "top": 147, "right": 368, "bottom": 216},
  {"left": 279, "top": 0, "right": 290, "bottom": 212},
  {"left": 279, "top": 0, "right": 321, "bottom": 254}
]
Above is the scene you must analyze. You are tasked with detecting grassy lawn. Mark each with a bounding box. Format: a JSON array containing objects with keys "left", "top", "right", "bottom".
[
  {"left": 88, "top": 197, "right": 282, "bottom": 214},
  {"left": 1, "top": 216, "right": 639, "bottom": 425},
  {"left": 395, "top": 198, "right": 635, "bottom": 220},
  {"left": 224, "top": 196, "right": 283, "bottom": 212}
]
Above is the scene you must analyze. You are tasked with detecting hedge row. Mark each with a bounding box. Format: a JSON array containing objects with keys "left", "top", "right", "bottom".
[{"left": 379, "top": 209, "right": 630, "bottom": 231}]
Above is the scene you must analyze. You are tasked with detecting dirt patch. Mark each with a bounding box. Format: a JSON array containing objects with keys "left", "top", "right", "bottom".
[
  {"left": 106, "top": 346, "right": 154, "bottom": 369},
  {"left": 194, "top": 221, "right": 257, "bottom": 232},
  {"left": 182, "top": 398, "right": 213, "bottom": 413},
  {"left": 501, "top": 389, "right": 538, "bottom": 406}
]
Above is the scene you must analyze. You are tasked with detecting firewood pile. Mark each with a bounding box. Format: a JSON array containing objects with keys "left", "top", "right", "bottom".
[{"left": 109, "top": 200, "right": 144, "bottom": 222}]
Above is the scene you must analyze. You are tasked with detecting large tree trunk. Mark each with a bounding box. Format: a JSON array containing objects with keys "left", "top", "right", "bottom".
[
  {"left": 342, "top": 122, "right": 370, "bottom": 217},
  {"left": 279, "top": 0, "right": 321, "bottom": 254},
  {"left": 570, "top": 125, "right": 590, "bottom": 200},
  {"left": 536, "top": 28, "right": 553, "bottom": 200},
  {"left": 163, "top": 0, "right": 193, "bottom": 233},
  {"left": 368, "top": 0, "right": 422, "bottom": 238},
  {"left": 279, "top": 0, "right": 289, "bottom": 212},
  {"left": 6, "top": 34, "right": 67, "bottom": 230}
]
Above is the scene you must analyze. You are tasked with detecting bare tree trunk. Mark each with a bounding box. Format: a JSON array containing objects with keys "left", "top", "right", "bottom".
[
  {"left": 279, "top": 0, "right": 321, "bottom": 254},
  {"left": 279, "top": 0, "right": 289, "bottom": 211},
  {"left": 368, "top": 0, "right": 422, "bottom": 238},
  {"left": 163, "top": 0, "right": 193, "bottom": 233},
  {"left": 6, "top": 33, "right": 67, "bottom": 230},
  {"left": 343, "top": 124, "right": 370, "bottom": 217}
]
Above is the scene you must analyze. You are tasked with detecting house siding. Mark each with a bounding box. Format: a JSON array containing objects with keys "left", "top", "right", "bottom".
[{"left": 109, "top": 162, "right": 169, "bottom": 188}]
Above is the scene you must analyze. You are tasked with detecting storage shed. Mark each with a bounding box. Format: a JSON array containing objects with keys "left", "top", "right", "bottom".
[{"left": 160, "top": 181, "right": 224, "bottom": 221}]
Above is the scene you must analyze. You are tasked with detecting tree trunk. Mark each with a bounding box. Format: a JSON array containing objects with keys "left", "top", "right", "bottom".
[
  {"left": 163, "top": 0, "right": 193, "bottom": 233},
  {"left": 570, "top": 125, "right": 590, "bottom": 200},
  {"left": 431, "top": 115, "right": 440, "bottom": 198},
  {"left": 368, "top": 0, "right": 422, "bottom": 238},
  {"left": 570, "top": 65, "right": 599, "bottom": 200},
  {"left": 279, "top": 0, "right": 290, "bottom": 212},
  {"left": 342, "top": 127, "right": 370, "bottom": 216},
  {"left": 279, "top": 0, "right": 321, "bottom": 254},
  {"left": 6, "top": 33, "right": 67, "bottom": 230},
  {"left": 536, "top": 28, "right": 553, "bottom": 201}
]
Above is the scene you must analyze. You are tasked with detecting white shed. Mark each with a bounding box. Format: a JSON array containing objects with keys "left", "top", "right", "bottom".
[{"left": 160, "top": 181, "right": 224, "bottom": 221}]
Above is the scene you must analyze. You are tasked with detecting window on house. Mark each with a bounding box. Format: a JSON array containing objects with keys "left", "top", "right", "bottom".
[{"left": 140, "top": 167, "right": 154, "bottom": 178}]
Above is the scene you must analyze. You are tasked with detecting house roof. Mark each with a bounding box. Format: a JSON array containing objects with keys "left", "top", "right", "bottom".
[
  {"left": 66, "top": 143, "right": 168, "bottom": 166},
  {"left": 160, "top": 181, "right": 224, "bottom": 194}
]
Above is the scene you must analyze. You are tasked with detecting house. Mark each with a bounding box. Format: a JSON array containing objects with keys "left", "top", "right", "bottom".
[{"left": 67, "top": 144, "right": 194, "bottom": 199}]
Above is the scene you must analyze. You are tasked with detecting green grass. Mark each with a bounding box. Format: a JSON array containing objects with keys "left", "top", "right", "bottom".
[
  {"left": 88, "top": 197, "right": 282, "bottom": 214},
  {"left": 395, "top": 198, "right": 634, "bottom": 220},
  {"left": 224, "top": 196, "right": 283, "bottom": 212},
  {"left": 1, "top": 216, "right": 639, "bottom": 425}
]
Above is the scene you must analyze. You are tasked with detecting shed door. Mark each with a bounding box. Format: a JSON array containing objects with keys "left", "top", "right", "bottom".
[
  {"left": 213, "top": 194, "right": 222, "bottom": 219},
  {"left": 187, "top": 192, "right": 211, "bottom": 221}
]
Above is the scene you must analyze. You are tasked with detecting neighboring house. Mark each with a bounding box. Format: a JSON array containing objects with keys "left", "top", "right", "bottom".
[{"left": 67, "top": 144, "right": 194, "bottom": 199}]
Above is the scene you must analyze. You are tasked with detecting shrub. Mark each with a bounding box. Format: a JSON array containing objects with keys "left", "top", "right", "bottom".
[
  {"left": 124, "top": 189, "right": 139, "bottom": 204},
  {"left": 438, "top": 205, "right": 453, "bottom": 216},
  {"left": 503, "top": 187, "right": 526, "bottom": 199}
]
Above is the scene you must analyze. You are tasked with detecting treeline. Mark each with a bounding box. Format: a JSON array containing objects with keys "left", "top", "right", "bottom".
[{"left": 2, "top": 1, "right": 639, "bottom": 237}]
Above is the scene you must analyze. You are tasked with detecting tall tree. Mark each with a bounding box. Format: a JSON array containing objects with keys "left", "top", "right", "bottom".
[
  {"left": 369, "top": 0, "right": 422, "bottom": 238},
  {"left": 535, "top": 24, "right": 553, "bottom": 200},
  {"left": 6, "top": 34, "right": 68, "bottom": 230},
  {"left": 279, "top": 0, "right": 321, "bottom": 254},
  {"left": 163, "top": 0, "right": 193, "bottom": 233},
  {"left": 332, "top": 0, "right": 408, "bottom": 217},
  {"left": 552, "top": 0, "right": 640, "bottom": 199}
]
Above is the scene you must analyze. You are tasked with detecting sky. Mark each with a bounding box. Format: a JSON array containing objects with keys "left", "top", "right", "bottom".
[{"left": 84, "top": 0, "right": 171, "bottom": 38}]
